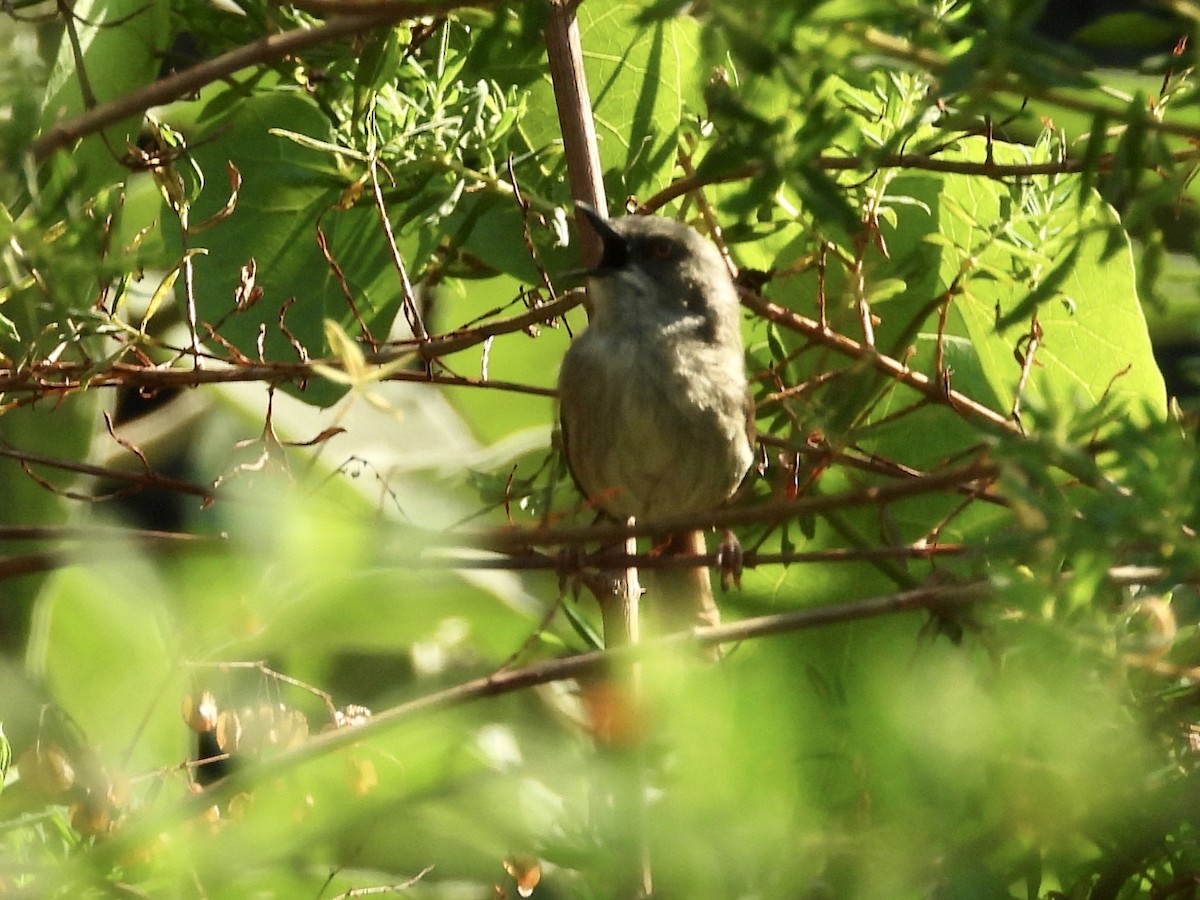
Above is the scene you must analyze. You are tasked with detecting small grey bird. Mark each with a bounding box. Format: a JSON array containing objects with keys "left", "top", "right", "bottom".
[{"left": 557, "top": 204, "right": 755, "bottom": 628}]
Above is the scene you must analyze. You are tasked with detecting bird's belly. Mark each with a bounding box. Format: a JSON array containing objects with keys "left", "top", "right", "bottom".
[{"left": 573, "top": 349, "right": 750, "bottom": 522}]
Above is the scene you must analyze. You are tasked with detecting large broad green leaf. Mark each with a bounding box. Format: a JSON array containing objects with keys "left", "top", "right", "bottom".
[
  {"left": 40, "top": 0, "right": 171, "bottom": 194},
  {"left": 147, "top": 86, "right": 408, "bottom": 405},
  {"left": 931, "top": 144, "right": 1166, "bottom": 423},
  {"left": 859, "top": 139, "right": 1167, "bottom": 431},
  {"left": 519, "top": 1, "right": 707, "bottom": 202},
  {"left": 0, "top": 396, "right": 98, "bottom": 658},
  {"left": 31, "top": 554, "right": 188, "bottom": 774},
  {"left": 769, "top": 136, "right": 1164, "bottom": 449},
  {"left": 744, "top": 134, "right": 1167, "bottom": 610}
]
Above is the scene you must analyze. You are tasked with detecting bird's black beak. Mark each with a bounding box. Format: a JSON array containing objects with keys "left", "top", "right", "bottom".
[{"left": 576, "top": 202, "right": 628, "bottom": 272}]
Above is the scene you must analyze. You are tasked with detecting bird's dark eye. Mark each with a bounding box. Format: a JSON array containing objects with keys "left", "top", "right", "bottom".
[{"left": 649, "top": 239, "right": 673, "bottom": 260}]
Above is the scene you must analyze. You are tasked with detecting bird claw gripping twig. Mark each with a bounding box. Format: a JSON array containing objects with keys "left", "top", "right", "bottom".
[{"left": 717, "top": 528, "right": 744, "bottom": 591}]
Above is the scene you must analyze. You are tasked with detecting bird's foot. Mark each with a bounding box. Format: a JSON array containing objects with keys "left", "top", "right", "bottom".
[{"left": 716, "top": 528, "right": 744, "bottom": 591}]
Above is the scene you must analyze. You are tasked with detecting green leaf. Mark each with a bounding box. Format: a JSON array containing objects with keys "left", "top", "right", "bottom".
[
  {"left": 39, "top": 0, "right": 171, "bottom": 194},
  {"left": 521, "top": 1, "right": 707, "bottom": 202},
  {"left": 867, "top": 277, "right": 908, "bottom": 304},
  {"left": 935, "top": 141, "right": 1166, "bottom": 423},
  {"left": 0, "top": 396, "right": 98, "bottom": 656},
  {"left": 151, "top": 87, "right": 406, "bottom": 404},
  {"left": 0, "top": 723, "right": 11, "bottom": 790},
  {"left": 1072, "top": 12, "right": 1182, "bottom": 49},
  {"left": 792, "top": 163, "right": 861, "bottom": 239}
]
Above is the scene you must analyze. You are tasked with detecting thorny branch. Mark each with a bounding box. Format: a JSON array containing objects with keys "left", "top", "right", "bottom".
[
  {"left": 472, "top": 458, "right": 1000, "bottom": 554},
  {"left": 435, "top": 541, "right": 969, "bottom": 573},
  {"left": 738, "top": 289, "right": 1020, "bottom": 435},
  {"left": 0, "top": 445, "right": 217, "bottom": 501},
  {"left": 0, "top": 292, "right": 582, "bottom": 400}
]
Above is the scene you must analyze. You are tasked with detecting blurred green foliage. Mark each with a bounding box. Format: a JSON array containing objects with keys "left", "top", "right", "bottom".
[{"left": 1, "top": 0, "right": 1199, "bottom": 897}]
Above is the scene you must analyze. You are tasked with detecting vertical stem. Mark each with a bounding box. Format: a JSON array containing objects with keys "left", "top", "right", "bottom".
[
  {"left": 370, "top": 156, "right": 425, "bottom": 342},
  {"left": 596, "top": 535, "right": 642, "bottom": 648},
  {"left": 545, "top": 0, "right": 639, "bottom": 652},
  {"left": 545, "top": 0, "right": 607, "bottom": 267},
  {"left": 546, "top": 15, "right": 649, "bottom": 892}
]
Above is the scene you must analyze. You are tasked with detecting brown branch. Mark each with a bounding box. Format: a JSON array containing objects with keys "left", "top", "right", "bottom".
[
  {"left": 0, "top": 524, "right": 217, "bottom": 543},
  {"left": 281, "top": 0, "right": 440, "bottom": 13},
  {"left": 395, "top": 290, "right": 582, "bottom": 359},
  {"left": 0, "top": 551, "right": 68, "bottom": 580},
  {"left": 639, "top": 165, "right": 761, "bottom": 214},
  {"left": 0, "top": 446, "right": 217, "bottom": 501},
  {"left": 0, "top": 360, "right": 555, "bottom": 402},
  {"left": 545, "top": 0, "right": 607, "bottom": 267},
  {"left": 0, "top": 528, "right": 222, "bottom": 579},
  {"left": 769, "top": 436, "right": 1004, "bottom": 505},
  {"left": 473, "top": 459, "right": 999, "bottom": 552},
  {"left": 0, "top": 291, "right": 581, "bottom": 398},
  {"left": 316, "top": 220, "right": 375, "bottom": 350},
  {"left": 108, "top": 577, "right": 990, "bottom": 859},
  {"left": 817, "top": 148, "right": 1200, "bottom": 177},
  {"left": 55, "top": 562, "right": 1194, "bottom": 875},
  {"left": 738, "top": 289, "right": 1020, "bottom": 435},
  {"left": 696, "top": 579, "right": 991, "bottom": 644},
  {"left": 30, "top": 0, "right": 497, "bottom": 162},
  {"left": 432, "top": 541, "right": 970, "bottom": 572},
  {"left": 639, "top": 147, "right": 1200, "bottom": 213}
]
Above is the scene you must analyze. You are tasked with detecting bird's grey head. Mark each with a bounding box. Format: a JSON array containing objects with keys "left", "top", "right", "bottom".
[{"left": 576, "top": 203, "right": 741, "bottom": 343}]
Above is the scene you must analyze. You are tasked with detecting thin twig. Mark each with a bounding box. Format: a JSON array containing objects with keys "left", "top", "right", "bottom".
[
  {"left": 0, "top": 446, "right": 217, "bottom": 500},
  {"left": 1011, "top": 314, "right": 1043, "bottom": 430},
  {"left": 0, "top": 292, "right": 583, "bottom": 398},
  {"left": 0, "top": 525, "right": 215, "bottom": 542},
  {"left": 738, "top": 289, "right": 1019, "bottom": 434},
  {"left": 369, "top": 155, "right": 425, "bottom": 340},
  {"left": 330, "top": 865, "right": 434, "bottom": 898}
]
